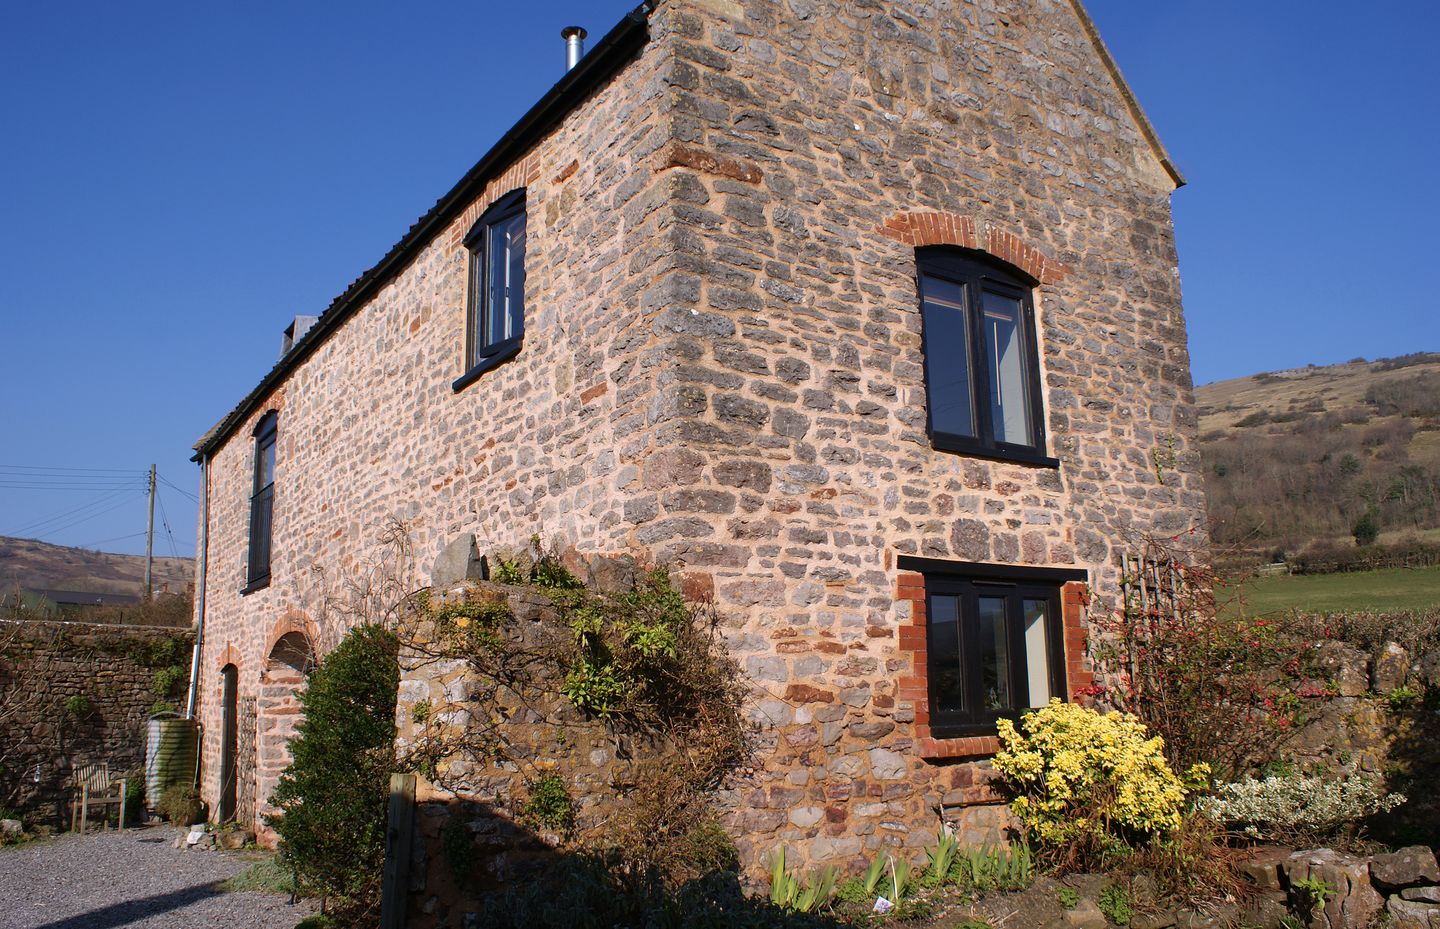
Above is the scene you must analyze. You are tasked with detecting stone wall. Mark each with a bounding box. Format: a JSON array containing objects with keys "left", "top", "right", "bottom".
[
  {"left": 1291, "top": 633, "right": 1440, "bottom": 842},
  {"left": 0, "top": 619, "right": 193, "bottom": 825},
  {"left": 194, "top": 0, "right": 1208, "bottom": 867}
]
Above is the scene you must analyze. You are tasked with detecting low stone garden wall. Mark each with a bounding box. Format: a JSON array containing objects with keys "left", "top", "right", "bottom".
[{"left": 0, "top": 619, "right": 193, "bottom": 826}]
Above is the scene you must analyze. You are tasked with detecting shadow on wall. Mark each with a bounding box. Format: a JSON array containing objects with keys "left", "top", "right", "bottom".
[
  {"left": 409, "top": 795, "right": 845, "bottom": 929},
  {"left": 1374, "top": 689, "right": 1440, "bottom": 848}
]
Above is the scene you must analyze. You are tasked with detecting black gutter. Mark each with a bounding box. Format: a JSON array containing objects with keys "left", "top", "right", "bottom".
[{"left": 193, "top": 3, "right": 653, "bottom": 460}]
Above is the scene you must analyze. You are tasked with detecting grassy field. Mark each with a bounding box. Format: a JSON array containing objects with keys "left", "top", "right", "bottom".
[{"left": 1223, "top": 564, "right": 1440, "bottom": 615}]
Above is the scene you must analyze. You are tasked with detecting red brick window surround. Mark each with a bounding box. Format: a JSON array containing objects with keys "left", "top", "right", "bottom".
[{"left": 895, "top": 557, "right": 1093, "bottom": 760}]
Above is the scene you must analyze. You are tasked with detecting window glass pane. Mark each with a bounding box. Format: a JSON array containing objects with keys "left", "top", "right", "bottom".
[
  {"left": 928, "top": 593, "right": 964, "bottom": 713},
  {"left": 981, "top": 291, "right": 1033, "bottom": 447},
  {"left": 977, "top": 596, "right": 1011, "bottom": 710},
  {"left": 257, "top": 436, "right": 275, "bottom": 490},
  {"left": 469, "top": 251, "right": 485, "bottom": 357},
  {"left": 506, "top": 210, "right": 526, "bottom": 340},
  {"left": 1023, "top": 598, "right": 1051, "bottom": 707},
  {"left": 920, "top": 274, "right": 975, "bottom": 438},
  {"left": 486, "top": 212, "right": 525, "bottom": 346}
]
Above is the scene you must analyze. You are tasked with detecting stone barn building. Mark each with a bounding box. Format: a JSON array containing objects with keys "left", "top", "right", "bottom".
[{"left": 190, "top": 0, "right": 1203, "bottom": 870}]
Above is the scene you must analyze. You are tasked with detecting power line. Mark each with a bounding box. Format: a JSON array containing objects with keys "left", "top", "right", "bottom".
[
  {"left": 0, "top": 464, "right": 140, "bottom": 474},
  {"left": 156, "top": 488, "right": 180, "bottom": 560},
  {"left": 77, "top": 531, "right": 147, "bottom": 549},
  {"left": 25, "top": 490, "right": 146, "bottom": 539},
  {"left": 156, "top": 473, "right": 200, "bottom": 503},
  {"left": 9, "top": 487, "right": 140, "bottom": 536}
]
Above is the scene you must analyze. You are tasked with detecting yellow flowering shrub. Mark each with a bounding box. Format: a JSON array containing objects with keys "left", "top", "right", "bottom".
[{"left": 993, "top": 700, "right": 1209, "bottom": 869}]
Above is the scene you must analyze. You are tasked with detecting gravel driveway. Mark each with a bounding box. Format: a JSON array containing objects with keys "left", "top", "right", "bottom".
[{"left": 0, "top": 828, "right": 314, "bottom": 929}]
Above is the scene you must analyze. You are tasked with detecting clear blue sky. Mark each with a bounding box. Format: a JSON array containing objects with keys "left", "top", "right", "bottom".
[{"left": 1, "top": 1, "right": 1435, "bottom": 558}]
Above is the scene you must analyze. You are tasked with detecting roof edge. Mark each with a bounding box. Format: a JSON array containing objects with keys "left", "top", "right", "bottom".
[
  {"left": 193, "top": 3, "right": 653, "bottom": 461},
  {"left": 1066, "top": 0, "right": 1186, "bottom": 189}
]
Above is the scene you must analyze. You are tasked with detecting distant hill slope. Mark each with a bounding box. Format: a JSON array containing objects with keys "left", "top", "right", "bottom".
[
  {"left": 1195, "top": 352, "right": 1440, "bottom": 555},
  {"left": 0, "top": 535, "right": 192, "bottom": 599}
]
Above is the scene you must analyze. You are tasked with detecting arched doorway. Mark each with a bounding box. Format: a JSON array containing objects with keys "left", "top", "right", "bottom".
[{"left": 218, "top": 664, "right": 238, "bottom": 822}]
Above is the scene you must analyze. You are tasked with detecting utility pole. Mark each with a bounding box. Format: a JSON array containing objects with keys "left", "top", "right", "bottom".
[{"left": 144, "top": 464, "right": 156, "bottom": 601}]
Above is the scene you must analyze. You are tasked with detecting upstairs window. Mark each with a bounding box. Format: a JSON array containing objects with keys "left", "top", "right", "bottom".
[
  {"left": 245, "top": 411, "right": 277, "bottom": 592},
  {"left": 917, "top": 249, "right": 1053, "bottom": 465},
  {"left": 455, "top": 189, "right": 526, "bottom": 390}
]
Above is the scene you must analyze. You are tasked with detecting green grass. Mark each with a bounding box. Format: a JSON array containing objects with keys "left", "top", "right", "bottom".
[
  {"left": 220, "top": 854, "right": 296, "bottom": 894},
  {"left": 1224, "top": 565, "right": 1440, "bottom": 615}
]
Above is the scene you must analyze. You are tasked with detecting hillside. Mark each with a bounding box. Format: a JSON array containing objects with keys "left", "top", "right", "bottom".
[
  {"left": 0, "top": 535, "right": 192, "bottom": 599},
  {"left": 1195, "top": 352, "right": 1440, "bottom": 556}
]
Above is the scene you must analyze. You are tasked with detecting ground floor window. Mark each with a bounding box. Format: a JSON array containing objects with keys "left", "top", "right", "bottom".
[{"left": 898, "top": 557, "right": 1086, "bottom": 740}]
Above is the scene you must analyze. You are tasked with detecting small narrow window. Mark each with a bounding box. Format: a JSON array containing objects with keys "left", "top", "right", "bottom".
[
  {"left": 917, "top": 249, "right": 1053, "bottom": 466},
  {"left": 455, "top": 189, "right": 526, "bottom": 390},
  {"left": 245, "top": 411, "right": 276, "bottom": 592}
]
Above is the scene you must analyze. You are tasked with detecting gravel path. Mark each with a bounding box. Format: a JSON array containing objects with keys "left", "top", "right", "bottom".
[{"left": 0, "top": 828, "right": 315, "bottom": 929}]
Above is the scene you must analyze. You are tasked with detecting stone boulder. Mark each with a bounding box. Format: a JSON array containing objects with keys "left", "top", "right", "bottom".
[
  {"left": 1372, "top": 641, "right": 1411, "bottom": 693},
  {"left": 1373, "top": 847, "right": 1440, "bottom": 890},
  {"left": 0, "top": 818, "right": 22, "bottom": 840},
  {"left": 431, "top": 534, "right": 486, "bottom": 588},
  {"left": 1286, "top": 848, "right": 1384, "bottom": 929},
  {"left": 1387, "top": 896, "right": 1440, "bottom": 929}
]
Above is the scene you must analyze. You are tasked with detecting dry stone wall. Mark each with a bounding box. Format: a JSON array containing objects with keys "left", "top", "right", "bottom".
[{"left": 0, "top": 620, "right": 192, "bottom": 825}]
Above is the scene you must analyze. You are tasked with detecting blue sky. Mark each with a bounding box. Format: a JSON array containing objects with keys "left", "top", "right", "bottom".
[{"left": 0, "top": 1, "right": 1435, "bottom": 558}]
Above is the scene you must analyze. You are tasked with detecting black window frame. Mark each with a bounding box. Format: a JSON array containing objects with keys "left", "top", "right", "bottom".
[
  {"left": 915, "top": 248, "right": 1057, "bottom": 468},
  {"left": 900, "top": 556, "right": 1084, "bottom": 738},
  {"left": 242, "top": 411, "right": 277, "bottom": 594},
  {"left": 453, "top": 188, "right": 526, "bottom": 392}
]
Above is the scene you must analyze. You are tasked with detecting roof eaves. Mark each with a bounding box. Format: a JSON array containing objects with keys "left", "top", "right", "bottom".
[
  {"left": 193, "top": 3, "right": 653, "bottom": 460},
  {"left": 1067, "top": 0, "right": 1186, "bottom": 189}
]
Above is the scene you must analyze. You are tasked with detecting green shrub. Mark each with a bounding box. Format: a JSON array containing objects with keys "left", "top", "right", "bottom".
[
  {"left": 1203, "top": 773, "right": 1405, "bottom": 844},
  {"left": 267, "top": 623, "right": 399, "bottom": 922},
  {"left": 151, "top": 665, "right": 185, "bottom": 698},
  {"left": 993, "top": 700, "right": 1207, "bottom": 871},
  {"left": 157, "top": 783, "right": 202, "bottom": 825},
  {"left": 63, "top": 694, "right": 91, "bottom": 716},
  {"left": 1097, "top": 884, "right": 1133, "bottom": 926},
  {"left": 123, "top": 776, "right": 145, "bottom": 825},
  {"left": 1056, "top": 886, "right": 1080, "bottom": 909},
  {"left": 1352, "top": 511, "right": 1380, "bottom": 547},
  {"left": 523, "top": 774, "right": 575, "bottom": 832}
]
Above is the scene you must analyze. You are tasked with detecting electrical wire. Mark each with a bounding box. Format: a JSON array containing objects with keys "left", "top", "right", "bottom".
[
  {"left": 77, "top": 531, "right": 147, "bottom": 549},
  {"left": 0, "top": 464, "right": 138, "bottom": 474},
  {"left": 8, "top": 487, "right": 140, "bottom": 536},
  {"left": 156, "top": 473, "right": 199, "bottom": 503},
  {"left": 22, "top": 490, "right": 145, "bottom": 539},
  {"left": 156, "top": 488, "right": 180, "bottom": 560}
]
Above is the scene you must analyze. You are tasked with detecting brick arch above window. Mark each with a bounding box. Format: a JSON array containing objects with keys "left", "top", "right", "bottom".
[
  {"left": 214, "top": 643, "right": 243, "bottom": 672},
  {"left": 877, "top": 212, "right": 1069, "bottom": 286},
  {"left": 264, "top": 612, "right": 316, "bottom": 663}
]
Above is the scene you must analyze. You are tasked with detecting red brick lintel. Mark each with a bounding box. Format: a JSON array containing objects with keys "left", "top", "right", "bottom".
[{"left": 877, "top": 211, "right": 1069, "bottom": 285}]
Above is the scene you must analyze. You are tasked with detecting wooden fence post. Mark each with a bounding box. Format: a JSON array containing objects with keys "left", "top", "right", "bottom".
[{"left": 379, "top": 773, "right": 416, "bottom": 929}]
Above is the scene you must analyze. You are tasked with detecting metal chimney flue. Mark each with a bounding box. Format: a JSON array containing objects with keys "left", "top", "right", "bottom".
[{"left": 561, "top": 26, "right": 587, "bottom": 71}]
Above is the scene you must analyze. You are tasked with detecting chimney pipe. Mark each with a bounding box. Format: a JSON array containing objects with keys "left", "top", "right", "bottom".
[{"left": 561, "top": 26, "right": 587, "bottom": 71}]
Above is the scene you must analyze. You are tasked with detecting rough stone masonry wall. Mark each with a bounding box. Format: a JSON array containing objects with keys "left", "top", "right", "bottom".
[
  {"left": 0, "top": 620, "right": 192, "bottom": 826},
  {"left": 613, "top": 0, "right": 1206, "bottom": 869},
  {"left": 194, "top": 0, "right": 1208, "bottom": 867},
  {"left": 192, "top": 11, "right": 716, "bottom": 835}
]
